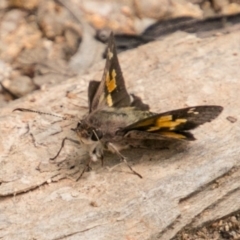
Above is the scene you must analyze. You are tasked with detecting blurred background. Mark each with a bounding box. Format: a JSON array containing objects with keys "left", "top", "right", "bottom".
[{"left": 0, "top": 0, "right": 239, "bottom": 106}]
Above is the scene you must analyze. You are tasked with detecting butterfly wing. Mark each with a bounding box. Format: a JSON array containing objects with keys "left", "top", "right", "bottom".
[
  {"left": 121, "top": 105, "right": 223, "bottom": 140},
  {"left": 88, "top": 80, "right": 100, "bottom": 113},
  {"left": 89, "top": 32, "right": 131, "bottom": 112}
]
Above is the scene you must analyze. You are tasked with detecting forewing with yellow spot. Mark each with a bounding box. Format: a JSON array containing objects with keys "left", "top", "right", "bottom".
[
  {"left": 88, "top": 32, "right": 131, "bottom": 112},
  {"left": 121, "top": 105, "right": 223, "bottom": 140}
]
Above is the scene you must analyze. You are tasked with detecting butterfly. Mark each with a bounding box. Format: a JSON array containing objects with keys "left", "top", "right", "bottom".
[{"left": 14, "top": 32, "right": 223, "bottom": 179}]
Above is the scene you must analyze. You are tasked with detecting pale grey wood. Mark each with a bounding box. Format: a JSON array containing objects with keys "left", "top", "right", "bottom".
[{"left": 0, "top": 30, "right": 239, "bottom": 240}]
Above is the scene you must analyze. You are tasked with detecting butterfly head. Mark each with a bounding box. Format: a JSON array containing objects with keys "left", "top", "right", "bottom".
[
  {"left": 71, "top": 120, "right": 104, "bottom": 162},
  {"left": 72, "top": 120, "right": 103, "bottom": 144}
]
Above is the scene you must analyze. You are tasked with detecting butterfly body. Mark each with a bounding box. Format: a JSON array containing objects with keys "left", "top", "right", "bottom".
[
  {"left": 85, "top": 107, "right": 153, "bottom": 137},
  {"left": 74, "top": 107, "right": 154, "bottom": 160}
]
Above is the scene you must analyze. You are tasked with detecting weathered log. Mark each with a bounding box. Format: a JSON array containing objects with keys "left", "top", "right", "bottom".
[{"left": 0, "top": 30, "right": 239, "bottom": 239}]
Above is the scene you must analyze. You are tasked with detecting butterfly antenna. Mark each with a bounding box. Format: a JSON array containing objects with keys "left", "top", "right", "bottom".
[{"left": 13, "top": 108, "right": 67, "bottom": 120}]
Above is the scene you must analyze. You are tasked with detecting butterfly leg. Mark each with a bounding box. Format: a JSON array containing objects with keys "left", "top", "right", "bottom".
[
  {"left": 75, "top": 159, "right": 92, "bottom": 181},
  {"left": 107, "top": 143, "right": 142, "bottom": 178},
  {"left": 50, "top": 137, "right": 80, "bottom": 161}
]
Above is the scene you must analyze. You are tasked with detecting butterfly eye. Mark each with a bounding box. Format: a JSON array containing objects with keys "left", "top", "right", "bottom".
[
  {"left": 77, "top": 121, "right": 82, "bottom": 128},
  {"left": 90, "top": 128, "right": 103, "bottom": 141}
]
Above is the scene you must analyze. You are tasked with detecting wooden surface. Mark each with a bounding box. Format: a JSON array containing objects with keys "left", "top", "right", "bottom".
[{"left": 0, "top": 30, "right": 239, "bottom": 240}]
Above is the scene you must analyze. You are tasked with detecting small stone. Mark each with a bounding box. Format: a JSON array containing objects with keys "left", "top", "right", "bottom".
[
  {"left": 47, "top": 178, "right": 52, "bottom": 184},
  {"left": 3, "top": 76, "right": 36, "bottom": 97},
  {"left": 230, "top": 216, "right": 237, "bottom": 223},
  {"left": 225, "top": 224, "right": 229, "bottom": 232},
  {"left": 8, "top": 0, "right": 40, "bottom": 10},
  {"left": 70, "top": 191, "right": 79, "bottom": 197},
  {"left": 89, "top": 201, "right": 98, "bottom": 207},
  {"left": 226, "top": 116, "right": 237, "bottom": 123},
  {"left": 231, "top": 231, "right": 237, "bottom": 238}
]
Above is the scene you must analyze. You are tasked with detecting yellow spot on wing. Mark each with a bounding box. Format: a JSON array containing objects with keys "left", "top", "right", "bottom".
[
  {"left": 107, "top": 94, "right": 113, "bottom": 106},
  {"left": 134, "top": 118, "right": 155, "bottom": 127},
  {"left": 106, "top": 70, "right": 117, "bottom": 93},
  {"left": 135, "top": 115, "right": 173, "bottom": 128},
  {"left": 188, "top": 108, "right": 199, "bottom": 115},
  {"left": 147, "top": 117, "right": 187, "bottom": 131},
  {"left": 156, "top": 115, "right": 172, "bottom": 123}
]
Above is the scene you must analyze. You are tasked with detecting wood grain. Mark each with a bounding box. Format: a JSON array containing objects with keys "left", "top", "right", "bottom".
[{"left": 0, "top": 30, "right": 239, "bottom": 240}]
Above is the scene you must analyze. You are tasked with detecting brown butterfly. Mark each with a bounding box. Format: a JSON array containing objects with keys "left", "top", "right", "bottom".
[{"left": 14, "top": 33, "right": 223, "bottom": 179}]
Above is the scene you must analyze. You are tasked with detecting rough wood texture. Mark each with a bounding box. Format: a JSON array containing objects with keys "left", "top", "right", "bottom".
[{"left": 0, "top": 30, "right": 239, "bottom": 240}]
